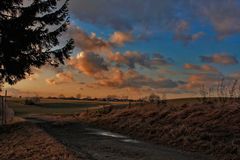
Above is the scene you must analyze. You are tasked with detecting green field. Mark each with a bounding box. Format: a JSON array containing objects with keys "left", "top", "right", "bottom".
[{"left": 7, "top": 98, "right": 128, "bottom": 116}]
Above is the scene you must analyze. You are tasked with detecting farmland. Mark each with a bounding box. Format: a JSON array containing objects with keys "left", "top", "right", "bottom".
[
  {"left": 2, "top": 97, "right": 240, "bottom": 160},
  {"left": 7, "top": 97, "right": 128, "bottom": 116}
]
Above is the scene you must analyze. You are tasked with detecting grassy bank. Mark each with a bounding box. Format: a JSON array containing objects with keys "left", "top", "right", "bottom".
[{"left": 78, "top": 103, "right": 240, "bottom": 160}]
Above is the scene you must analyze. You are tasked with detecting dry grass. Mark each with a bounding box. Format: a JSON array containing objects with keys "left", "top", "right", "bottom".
[
  {"left": 79, "top": 103, "right": 240, "bottom": 160},
  {"left": 0, "top": 122, "right": 80, "bottom": 160}
]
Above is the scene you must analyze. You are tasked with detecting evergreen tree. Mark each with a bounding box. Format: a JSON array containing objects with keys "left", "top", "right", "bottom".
[{"left": 0, "top": 0, "right": 74, "bottom": 85}]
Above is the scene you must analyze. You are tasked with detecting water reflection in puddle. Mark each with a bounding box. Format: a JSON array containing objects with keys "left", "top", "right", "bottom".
[
  {"left": 122, "top": 139, "right": 140, "bottom": 144},
  {"left": 86, "top": 128, "right": 140, "bottom": 144}
]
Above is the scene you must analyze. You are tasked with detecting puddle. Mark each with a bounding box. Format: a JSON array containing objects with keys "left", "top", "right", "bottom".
[
  {"left": 86, "top": 128, "right": 140, "bottom": 144},
  {"left": 86, "top": 128, "right": 126, "bottom": 138},
  {"left": 121, "top": 139, "right": 140, "bottom": 144},
  {"left": 94, "top": 131, "right": 127, "bottom": 138}
]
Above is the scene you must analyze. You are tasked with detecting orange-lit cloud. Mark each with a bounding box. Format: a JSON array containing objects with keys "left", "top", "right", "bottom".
[
  {"left": 109, "top": 51, "right": 172, "bottom": 69},
  {"left": 68, "top": 51, "right": 109, "bottom": 76},
  {"left": 68, "top": 24, "right": 173, "bottom": 72},
  {"left": 25, "top": 67, "right": 42, "bottom": 81},
  {"left": 6, "top": 88, "right": 39, "bottom": 97},
  {"left": 174, "top": 20, "right": 204, "bottom": 43},
  {"left": 184, "top": 64, "right": 218, "bottom": 73},
  {"left": 229, "top": 72, "right": 240, "bottom": 79},
  {"left": 110, "top": 31, "right": 134, "bottom": 46},
  {"left": 96, "top": 68, "right": 183, "bottom": 89},
  {"left": 68, "top": 25, "right": 135, "bottom": 54},
  {"left": 200, "top": 54, "right": 238, "bottom": 65},
  {"left": 182, "top": 73, "right": 222, "bottom": 90},
  {"left": 68, "top": 25, "right": 112, "bottom": 53},
  {"left": 46, "top": 72, "right": 74, "bottom": 85}
]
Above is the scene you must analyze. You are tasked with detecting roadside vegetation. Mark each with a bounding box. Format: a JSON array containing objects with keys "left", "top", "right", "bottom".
[
  {"left": 79, "top": 102, "right": 240, "bottom": 160},
  {"left": 76, "top": 79, "right": 240, "bottom": 160},
  {"left": 3, "top": 79, "right": 240, "bottom": 160}
]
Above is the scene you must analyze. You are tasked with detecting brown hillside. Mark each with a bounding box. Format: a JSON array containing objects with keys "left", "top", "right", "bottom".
[{"left": 79, "top": 103, "right": 240, "bottom": 160}]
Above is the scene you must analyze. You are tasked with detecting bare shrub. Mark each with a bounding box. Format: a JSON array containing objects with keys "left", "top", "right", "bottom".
[
  {"left": 229, "top": 80, "right": 238, "bottom": 104},
  {"left": 199, "top": 79, "right": 240, "bottom": 105},
  {"left": 238, "top": 84, "right": 240, "bottom": 103},
  {"left": 76, "top": 94, "right": 81, "bottom": 99},
  {"left": 199, "top": 84, "right": 208, "bottom": 104},
  {"left": 59, "top": 94, "right": 65, "bottom": 99},
  {"left": 217, "top": 78, "right": 228, "bottom": 105},
  {"left": 160, "top": 93, "right": 167, "bottom": 106},
  {"left": 148, "top": 93, "right": 161, "bottom": 107}
]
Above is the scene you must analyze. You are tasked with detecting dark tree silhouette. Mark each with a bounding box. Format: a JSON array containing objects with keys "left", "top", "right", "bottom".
[{"left": 0, "top": 0, "right": 74, "bottom": 85}]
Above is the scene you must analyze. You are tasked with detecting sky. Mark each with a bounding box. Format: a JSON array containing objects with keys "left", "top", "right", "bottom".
[{"left": 5, "top": 0, "right": 240, "bottom": 99}]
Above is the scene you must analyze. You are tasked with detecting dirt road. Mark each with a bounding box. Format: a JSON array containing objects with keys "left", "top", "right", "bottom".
[{"left": 27, "top": 117, "right": 211, "bottom": 160}]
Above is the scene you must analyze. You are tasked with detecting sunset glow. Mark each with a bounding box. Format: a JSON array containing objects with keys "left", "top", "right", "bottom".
[{"left": 5, "top": 0, "right": 240, "bottom": 99}]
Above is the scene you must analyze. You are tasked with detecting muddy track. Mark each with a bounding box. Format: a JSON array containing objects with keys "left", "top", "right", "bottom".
[{"left": 28, "top": 118, "right": 212, "bottom": 160}]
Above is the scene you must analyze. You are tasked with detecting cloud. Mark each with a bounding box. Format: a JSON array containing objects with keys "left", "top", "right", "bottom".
[
  {"left": 184, "top": 64, "right": 218, "bottom": 73},
  {"left": 109, "top": 51, "right": 173, "bottom": 69},
  {"left": 174, "top": 32, "right": 204, "bottom": 44},
  {"left": 68, "top": 25, "right": 112, "bottom": 53},
  {"left": 67, "top": 50, "right": 175, "bottom": 94},
  {"left": 26, "top": 67, "right": 42, "bottom": 81},
  {"left": 5, "top": 88, "right": 38, "bottom": 97},
  {"left": 180, "top": 71, "right": 240, "bottom": 92},
  {"left": 27, "top": 74, "right": 39, "bottom": 81},
  {"left": 188, "top": 74, "right": 220, "bottom": 83},
  {"left": 96, "top": 68, "right": 183, "bottom": 89},
  {"left": 110, "top": 31, "right": 134, "bottom": 46},
  {"left": 182, "top": 73, "right": 222, "bottom": 90},
  {"left": 68, "top": 25, "right": 135, "bottom": 54},
  {"left": 229, "top": 72, "right": 240, "bottom": 79},
  {"left": 174, "top": 20, "right": 204, "bottom": 43},
  {"left": 68, "top": 51, "right": 109, "bottom": 76},
  {"left": 151, "top": 53, "right": 174, "bottom": 66},
  {"left": 199, "top": 0, "right": 240, "bottom": 39},
  {"left": 46, "top": 72, "right": 74, "bottom": 85},
  {"left": 175, "top": 20, "right": 189, "bottom": 32},
  {"left": 200, "top": 54, "right": 238, "bottom": 65},
  {"left": 70, "top": 0, "right": 240, "bottom": 39},
  {"left": 69, "top": 0, "right": 176, "bottom": 31},
  {"left": 68, "top": 24, "right": 173, "bottom": 71}
]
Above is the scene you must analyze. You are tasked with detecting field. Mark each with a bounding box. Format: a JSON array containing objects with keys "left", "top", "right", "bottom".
[
  {"left": 7, "top": 97, "right": 128, "bottom": 116},
  {"left": 6, "top": 97, "right": 217, "bottom": 117},
  {"left": 2, "top": 97, "right": 240, "bottom": 160}
]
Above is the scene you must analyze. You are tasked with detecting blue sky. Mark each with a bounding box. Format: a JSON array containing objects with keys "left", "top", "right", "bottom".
[
  {"left": 8, "top": 0, "right": 240, "bottom": 99},
  {"left": 70, "top": 8, "right": 240, "bottom": 75}
]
